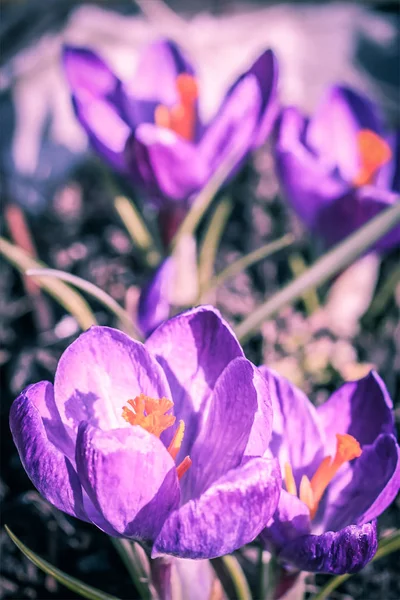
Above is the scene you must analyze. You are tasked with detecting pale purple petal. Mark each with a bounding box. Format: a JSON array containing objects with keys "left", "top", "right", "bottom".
[
  {"left": 280, "top": 521, "right": 378, "bottom": 574},
  {"left": 323, "top": 434, "right": 400, "bottom": 532},
  {"left": 138, "top": 258, "right": 174, "bottom": 337},
  {"left": 76, "top": 423, "right": 180, "bottom": 541},
  {"left": 126, "top": 124, "right": 209, "bottom": 200},
  {"left": 9, "top": 382, "right": 88, "bottom": 522},
  {"left": 145, "top": 306, "right": 244, "bottom": 456},
  {"left": 260, "top": 367, "right": 325, "bottom": 485},
  {"left": 184, "top": 358, "right": 272, "bottom": 501},
  {"left": 54, "top": 326, "right": 171, "bottom": 437},
  {"left": 317, "top": 370, "right": 395, "bottom": 457},
  {"left": 274, "top": 107, "right": 348, "bottom": 229},
  {"left": 260, "top": 489, "right": 311, "bottom": 553},
  {"left": 152, "top": 456, "right": 281, "bottom": 559}
]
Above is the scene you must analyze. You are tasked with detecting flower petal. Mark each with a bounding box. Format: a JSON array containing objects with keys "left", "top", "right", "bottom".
[
  {"left": 185, "top": 357, "right": 272, "bottom": 501},
  {"left": 315, "top": 186, "right": 400, "bottom": 250},
  {"left": 54, "top": 326, "right": 171, "bottom": 437},
  {"left": 9, "top": 382, "right": 88, "bottom": 521},
  {"left": 306, "top": 85, "right": 385, "bottom": 181},
  {"left": 145, "top": 307, "right": 244, "bottom": 456},
  {"left": 260, "top": 489, "right": 311, "bottom": 553},
  {"left": 152, "top": 456, "right": 281, "bottom": 559},
  {"left": 317, "top": 370, "right": 395, "bottom": 457},
  {"left": 138, "top": 258, "right": 175, "bottom": 338},
  {"left": 63, "top": 46, "right": 131, "bottom": 172},
  {"left": 323, "top": 434, "right": 400, "bottom": 532},
  {"left": 126, "top": 124, "right": 209, "bottom": 200},
  {"left": 280, "top": 521, "right": 378, "bottom": 574},
  {"left": 260, "top": 367, "right": 325, "bottom": 485},
  {"left": 274, "top": 107, "right": 348, "bottom": 229},
  {"left": 76, "top": 423, "right": 180, "bottom": 541}
]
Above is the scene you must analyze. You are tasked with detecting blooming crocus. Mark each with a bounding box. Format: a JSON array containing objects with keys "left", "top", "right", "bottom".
[
  {"left": 63, "top": 39, "right": 278, "bottom": 208},
  {"left": 10, "top": 307, "right": 281, "bottom": 558},
  {"left": 260, "top": 368, "right": 400, "bottom": 574},
  {"left": 275, "top": 85, "right": 400, "bottom": 250}
]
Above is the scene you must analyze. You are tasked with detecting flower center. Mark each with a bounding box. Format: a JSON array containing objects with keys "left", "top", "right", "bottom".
[
  {"left": 284, "top": 433, "right": 362, "bottom": 520},
  {"left": 122, "top": 393, "right": 191, "bottom": 479},
  {"left": 352, "top": 129, "right": 392, "bottom": 187},
  {"left": 154, "top": 74, "right": 198, "bottom": 141}
]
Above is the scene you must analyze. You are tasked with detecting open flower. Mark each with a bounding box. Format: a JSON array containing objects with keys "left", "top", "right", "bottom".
[
  {"left": 274, "top": 85, "right": 400, "bottom": 250},
  {"left": 10, "top": 307, "right": 281, "bottom": 559},
  {"left": 63, "top": 39, "right": 278, "bottom": 206},
  {"left": 260, "top": 368, "right": 400, "bottom": 574}
]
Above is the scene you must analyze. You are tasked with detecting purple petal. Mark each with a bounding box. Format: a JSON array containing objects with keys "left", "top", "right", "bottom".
[
  {"left": 125, "top": 39, "right": 195, "bottom": 107},
  {"left": 145, "top": 307, "right": 244, "bottom": 457},
  {"left": 274, "top": 107, "right": 348, "bottom": 229},
  {"left": 260, "top": 367, "right": 325, "bottom": 485},
  {"left": 280, "top": 521, "right": 378, "bottom": 574},
  {"left": 152, "top": 456, "right": 281, "bottom": 559},
  {"left": 323, "top": 434, "right": 400, "bottom": 532},
  {"left": 317, "top": 371, "right": 395, "bottom": 457},
  {"left": 54, "top": 326, "right": 171, "bottom": 437},
  {"left": 260, "top": 489, "right": 311, "bottom": 553},
  {"left": 9, "top": 382, "right": 88, "bottom": 522},
  {"left": 63, "top": 46, "right": 131, "bottom": 172},
  {"left": 315, "top": 186, "right": 400, "bottom": 250},
  {"left": 126, "top": 124, "right": 209, "bottom": 200},
  {"left": 185, "top": 358, "right": 272, "bottom": 501},
  {"left": 76, "top": 423, "right": 180, "bottom": 541},
  {"left": 138, "top": 258, "right": 174, "bottom": 337},
  {"left": 306, "top": 85, "right": 385, "bottom": 182},
  {"left": 200, "top": 74, "right": 262, "bottom": 174}
]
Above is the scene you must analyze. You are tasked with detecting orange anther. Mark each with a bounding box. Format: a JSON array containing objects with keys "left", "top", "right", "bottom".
[
  {"left": 353, "top": 129, "right": 392, "bottom": 187},
  {"left": 176, "top": 456, "right": 192, "bottom": 480},
  {"left": 284, "top": 462, "right": 297, "bottom": 496},
  {"left": 167, "top": 420, "right": 185, "bottom": 460},
  {"left": 154, "top": 74, "right": 198, "bottom": 141}
]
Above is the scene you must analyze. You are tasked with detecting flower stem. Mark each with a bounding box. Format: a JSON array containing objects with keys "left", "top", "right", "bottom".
[
  {"left": 111, "top": 539, "right": 156, "bottom": 600},
  {"left": 211, "top": 555, "right": 252, "bottom": 600}
]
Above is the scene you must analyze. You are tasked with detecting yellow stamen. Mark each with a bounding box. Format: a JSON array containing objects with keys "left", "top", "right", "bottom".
[
  {"left": 154, "top": 73, "right": 198, "bottom": 141},
  {"left": 284, "top": 462, "right": 297, "bottom": 496},
  {"left": 299, "top": 475, "right": 315, "bottom": 515},
  {"left": 122, "top": 394, "right": 191, "bottom": 479},
  {"left": 353, "top": 129, "right": 392, "bottom": 187}
]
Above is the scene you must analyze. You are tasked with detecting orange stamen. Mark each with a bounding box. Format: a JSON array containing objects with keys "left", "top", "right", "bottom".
[
  {"left": 353, "top": 129, "right": 392, "bottom": 187},
  {"left": 122, "top": 394, "right": 191, "bottom": 479},
  {"left": 154, "top": 73, "right": 198, "bottom": 141},
  {"left": 284, "top": 462, "right": 297, "bottom": 496},
  {"left": 176, "top": 456, "right": 192, "bottom": 480}
]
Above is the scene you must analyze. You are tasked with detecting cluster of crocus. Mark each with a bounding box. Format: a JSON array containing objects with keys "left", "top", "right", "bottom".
[
  {"left": 10, "top": 307, "right": 281, "bottom": 559},
  {"left": 274, "top": 85, "right": 400, "bottom": 250},
  {"left": 260, "top": 368, "right": 400, "bottom": 574}
]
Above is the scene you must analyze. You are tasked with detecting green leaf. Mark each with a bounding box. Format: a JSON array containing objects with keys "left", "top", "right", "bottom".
[
  {"left": 236, "top": 201, "right": 400, "bottom": 343},
  {"left": 211, "top": 554, "right": 252, "bottom": 600},
  {"left": 0, "top": 237, "right": 97, "bottom": 331},
  {"left": 5, "top": 526, "right": 120, "bottom": 600},
  {"left": 26, "top": 268, "right": 142, "bottom": 341}
]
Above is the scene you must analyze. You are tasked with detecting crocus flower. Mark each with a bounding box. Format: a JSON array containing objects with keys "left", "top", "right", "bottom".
[
  {"left": 63, "top": 39, "right": 278, "bottom": 208},
  {"left": 260, "top": 368, "right": 400, "bottom": 574},
  {"left": 10, "top": 307, "right": 281, "bottom": 558},
  {"left": 275, "top": 85, "right": 400, "bottom": 250}
]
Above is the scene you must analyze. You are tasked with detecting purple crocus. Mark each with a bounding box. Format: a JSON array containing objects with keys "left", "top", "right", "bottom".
[
  {"left": 10, "top": 307, "right": 281, "bottom": 559},
  {"left": 63, "top": 39, "right": 278, "bottom": 209},
  {"left": 274, "top": 85, "right": 400, "bottom": 250},
  {"left": 260, "top": 368, "right": 400, "bottom": 574}
]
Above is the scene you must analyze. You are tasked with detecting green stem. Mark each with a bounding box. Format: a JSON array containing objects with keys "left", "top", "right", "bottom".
[
  {"left": 211, "top": 555, "right": 252, "bottom": 600},
  {"left": 236, "top": 202, "right": 400, "bottom": 343},
  {"left": 288, "top": 252, "right": 320, "bottom": 315},
  {"left": 111, "top": 539, "right": 157, "bottom": 600},
  {"left": 26, "top": 268, "right": 142, "bottom": 341}
]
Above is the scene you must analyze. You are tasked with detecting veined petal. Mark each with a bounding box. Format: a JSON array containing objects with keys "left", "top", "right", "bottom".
[
  {"left": 185, "top": 358, "right": 272, "bottom": 501},
  {"left": 280, "top": 521, "right": 378, "bottom": 574},
  {"left": 274, "top": 107, "right": 348, "bottom": 229},
  {"left": 76, "top": 423, "right": 180, "bottom": 541},
  {"left": 260, "top": 367, "right": 325, "bottom": 485},
  {"left": 323, "top": 434, "right": 400, "bottom": 532},
  {"left": 9, "top": 382, "right": 88, "bottom": 521},
  {"left": 260, "top": 489, "right": 311, "bottom": 553},
  {"left": 138, "top": 258, "right": 175, "bottom": 338},
  {"left": 54, "top": 326, "right": 171, "bottom": 437},
  {"left": 317, "top": 370, "right": 395, "bottom": 457},
  {"left": 126, "top": 124, "right": 209, "bottom": 201},
  {"left": 152, "top": 456, "right": 281, "bottom": 559},
  {"left": 146, "top": 306, "right": 244, "bottom": 456}
]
